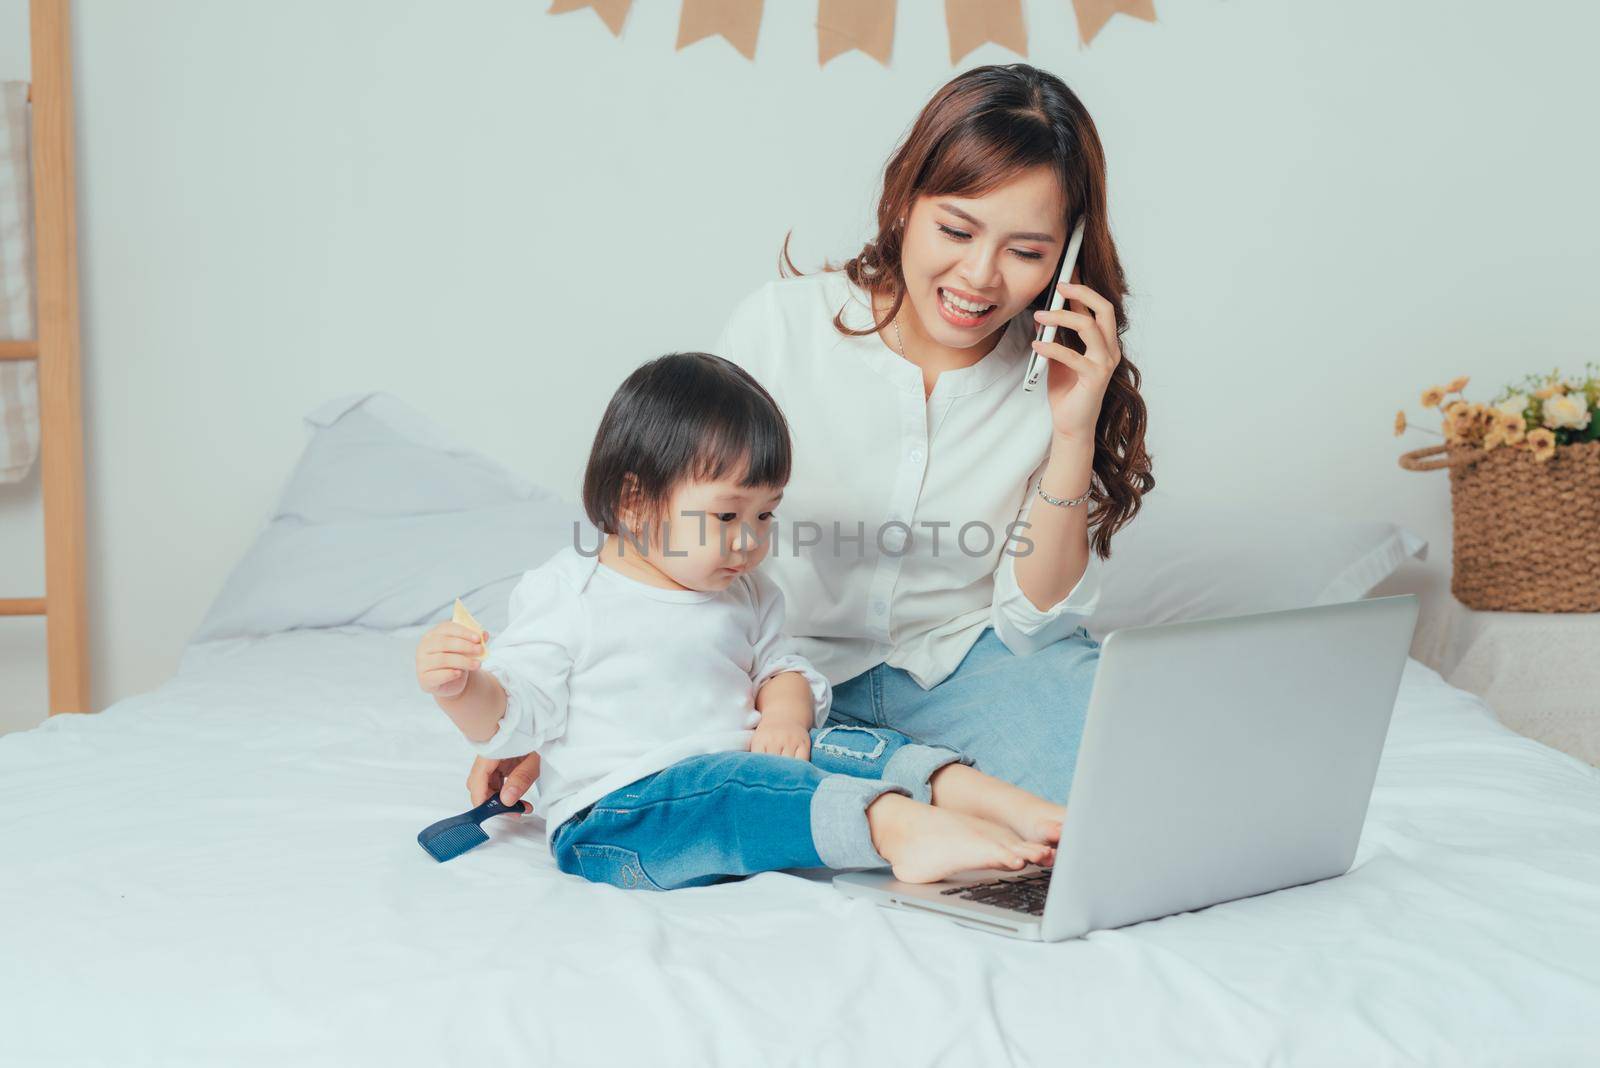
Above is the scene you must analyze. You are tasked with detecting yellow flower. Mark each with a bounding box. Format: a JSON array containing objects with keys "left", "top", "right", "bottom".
[
  {"left": 1445, "top": 376, "right": 1470, "bottom": 393},
  {"left": 1443, "top": 402, "right": 1481, "bottom": 443},
  {"left": 1534, "top": 385, "right": 1563, "bottom": 400},
  {"left": 1421, "top": 386, "right": 1446, "bottom": 408},
  {"left": 1497, "top": 412, "right": 1526, "bottom": 444},
  {"left": 1393, "top": 410, "right": 1407, "bottom": 436},
  {"left": 1482, "top": 428, "right": 1503, "bottom": 451},
  {"left": 1526, "top": 427, "right": 1557, "bottom": 462}
]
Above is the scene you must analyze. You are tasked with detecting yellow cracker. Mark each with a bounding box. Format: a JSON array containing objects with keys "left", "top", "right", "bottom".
[{"left": 452, "top": 598, "right": 487, "bottom": 659}]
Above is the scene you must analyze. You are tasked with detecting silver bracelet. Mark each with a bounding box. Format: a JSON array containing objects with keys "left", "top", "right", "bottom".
[{"left": 1037, "top": 485, "right": 1091, "bottom": 509}]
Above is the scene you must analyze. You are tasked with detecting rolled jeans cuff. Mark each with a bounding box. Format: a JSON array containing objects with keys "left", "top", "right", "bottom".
[
  {"left": 882, "top": 743, "right": 973, "bottom": 805},
  {"left": 810, "top": 775, "right": 909, "bottom": 870}
]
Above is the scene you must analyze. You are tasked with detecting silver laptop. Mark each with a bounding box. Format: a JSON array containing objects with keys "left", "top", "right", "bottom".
[{"left": 833, "top": 594, "right": 1420, "bottom": 941}]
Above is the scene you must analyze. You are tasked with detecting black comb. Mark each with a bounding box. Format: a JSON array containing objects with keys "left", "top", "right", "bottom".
[{"left": 417, "top": 795, "right": 530, "bottom": 862}]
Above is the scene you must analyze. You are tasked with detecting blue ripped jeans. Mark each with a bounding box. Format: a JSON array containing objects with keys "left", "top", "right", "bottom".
[
  {"left": 550, "top": 726, "right": 969, "bottom": 891},
  {"left": 828, "top": 625, "right": 1103, "bottom": 806}
]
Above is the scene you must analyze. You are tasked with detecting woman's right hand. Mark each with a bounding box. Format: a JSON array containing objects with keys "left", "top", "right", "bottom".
[
  {"left": 415, "top": 622, "right": 486, "bottom": 699},
  {"left": 469, "top": 752, "right": 542, "bottom": 809}
]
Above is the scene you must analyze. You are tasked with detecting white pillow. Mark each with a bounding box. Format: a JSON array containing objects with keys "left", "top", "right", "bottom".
[
  {"left": 191, "top": 392, "right": 590, "bottom": 643},
  {"left": 193, "top": 392, "right": 1426, "bottom": 646},
  {"left": 1082, "top": 489, "right": 1428, "bottom": 640}
]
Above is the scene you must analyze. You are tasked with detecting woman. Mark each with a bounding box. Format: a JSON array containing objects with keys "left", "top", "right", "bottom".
[{"left": 469, "top": 62, "right": 1153, "bottom": 810}]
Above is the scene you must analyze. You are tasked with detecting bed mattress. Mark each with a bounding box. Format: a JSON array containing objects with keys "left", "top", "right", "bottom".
[{"left": 3, "top": 625, "right": 1598, "bottom": 1065}]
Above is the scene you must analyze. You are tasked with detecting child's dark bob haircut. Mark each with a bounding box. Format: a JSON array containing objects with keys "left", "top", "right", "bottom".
[{"left": 582, "top": 352, "right": 792, "bottom": 536}]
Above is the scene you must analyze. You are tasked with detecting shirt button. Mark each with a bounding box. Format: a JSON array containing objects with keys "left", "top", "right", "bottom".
[
  {"left": 908, "top": 448, "right": 925, "bottom": 464},
  {"left": 872, "top": 600, "right": 888, "bottom": 616}
]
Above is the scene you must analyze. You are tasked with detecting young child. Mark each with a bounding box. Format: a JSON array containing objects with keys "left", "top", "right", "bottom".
[{"left": 414, "top": 352, "right": 1065, "bottom": 890}]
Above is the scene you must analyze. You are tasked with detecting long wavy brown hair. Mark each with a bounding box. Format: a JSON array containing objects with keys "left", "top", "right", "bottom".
[{"left": 780, "top": 63, "right": 1153, "bottom": 559}]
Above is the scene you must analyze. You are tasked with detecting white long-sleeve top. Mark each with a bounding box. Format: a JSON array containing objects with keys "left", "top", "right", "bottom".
[
  {"left": 714, "top": 270, "right": 1103, "bottom": 690},
  {"left": 468, "top": 546, "right": 832, "bottom": 835}
]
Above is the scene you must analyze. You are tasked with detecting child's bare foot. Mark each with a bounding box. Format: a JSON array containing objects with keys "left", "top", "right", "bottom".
[
  {"left": 866, "top": 794, "right": 1055, "bottom": 884},
  {"left": 927, "top": 763, "right": 1067, "bottom": 846}
]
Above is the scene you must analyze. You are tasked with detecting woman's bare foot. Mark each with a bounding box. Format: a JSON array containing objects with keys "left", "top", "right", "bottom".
[
  {"left": 866, "top": 793, "right": 1055, "bottom": 884},
  {"left": 927, "top": 763, "right": 1066, "bottom": 845}
]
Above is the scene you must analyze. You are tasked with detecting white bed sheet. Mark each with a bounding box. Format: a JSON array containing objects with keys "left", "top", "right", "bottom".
[{"left": 3, "top": 625, "right": 1599, "bottom": 1066}]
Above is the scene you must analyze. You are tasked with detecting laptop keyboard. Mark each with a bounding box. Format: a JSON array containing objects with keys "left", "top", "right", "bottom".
[{"left": 939, "top": 870, "right": 1052, "bottom": 915}]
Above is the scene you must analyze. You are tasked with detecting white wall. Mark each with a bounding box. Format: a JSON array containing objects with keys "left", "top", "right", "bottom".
[{"left": 1, "top": 0, "right": 1596, "bottom": 728}]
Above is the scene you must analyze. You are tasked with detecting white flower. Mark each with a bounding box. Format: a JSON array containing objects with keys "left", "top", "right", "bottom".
[
  {"left": 1495, "top": 393, "right": 1529, "bottom": 416},
  {"left": 1542, "top": 391, "right": 1593, "bottom": 431}
]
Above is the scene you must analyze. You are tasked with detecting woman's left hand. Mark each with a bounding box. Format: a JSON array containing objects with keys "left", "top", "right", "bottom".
[{"left": 1030, "top": 281, "right": 1122, "bottom": 444}]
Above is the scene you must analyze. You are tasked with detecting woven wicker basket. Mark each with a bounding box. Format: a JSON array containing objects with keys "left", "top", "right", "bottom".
[{"left": 1399, "top": 439, "right": 1600, "bottom": 612}]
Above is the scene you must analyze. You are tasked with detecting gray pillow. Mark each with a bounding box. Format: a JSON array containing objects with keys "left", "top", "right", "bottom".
[
  {"left": 277, "top": 392, "right": 552, "bottom": 522},
  {"left": 190, "top": 392, "right": 590, "bottom": 643}
]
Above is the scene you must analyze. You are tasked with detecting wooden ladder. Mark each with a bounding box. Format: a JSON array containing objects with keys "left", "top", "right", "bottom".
[{"left": 1, "top": 0, "right": 90, "bottom": 715}]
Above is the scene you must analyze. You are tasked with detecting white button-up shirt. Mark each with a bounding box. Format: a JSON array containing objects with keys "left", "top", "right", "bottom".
[{"left": 715, "top": 271, "right": 1102, "bottom": 690}]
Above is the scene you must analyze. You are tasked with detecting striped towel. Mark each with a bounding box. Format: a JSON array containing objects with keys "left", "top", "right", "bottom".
[{"left": 0, "top": 81, "right": 39, "bottom": 484}]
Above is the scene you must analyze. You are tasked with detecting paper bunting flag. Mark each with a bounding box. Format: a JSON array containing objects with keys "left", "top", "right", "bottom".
[
  {"left": 945, "top": 0, "right": 1028, "bottom": 65},
  {"left": 547, "top": 0, "right": 633, "bottom": 37},
  {"left": 677, "top": 0, "right": 765, "bottom": 61},
  {"left": 547, "top": 0, "right": 1160, "bottom": 65},
  {"left": 1071, "top": 0, "right": 1157, "bottom": 45},
  {"left": 818, "top": 0, "right": 896, "bottom": 67}
]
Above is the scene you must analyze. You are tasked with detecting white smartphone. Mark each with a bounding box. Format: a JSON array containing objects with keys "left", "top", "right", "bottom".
[{"left": 1022, "top": 217, "right": 1088, "bottom": 392}]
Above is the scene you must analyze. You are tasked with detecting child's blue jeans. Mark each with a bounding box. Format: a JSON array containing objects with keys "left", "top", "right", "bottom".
[{"left": 550, "top": 726, "right": 969, "bottom": 891}]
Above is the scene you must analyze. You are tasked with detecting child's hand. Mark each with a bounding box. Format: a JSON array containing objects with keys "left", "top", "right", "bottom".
[
  {"left": 468, "top": 752, "right": 541, "bottom": 809},
  {"left": 415, "top": 622, "right": 488, "bottom": 700},
  {"left": 751, "top": 721, "right": 811, "bottom": 762}
]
